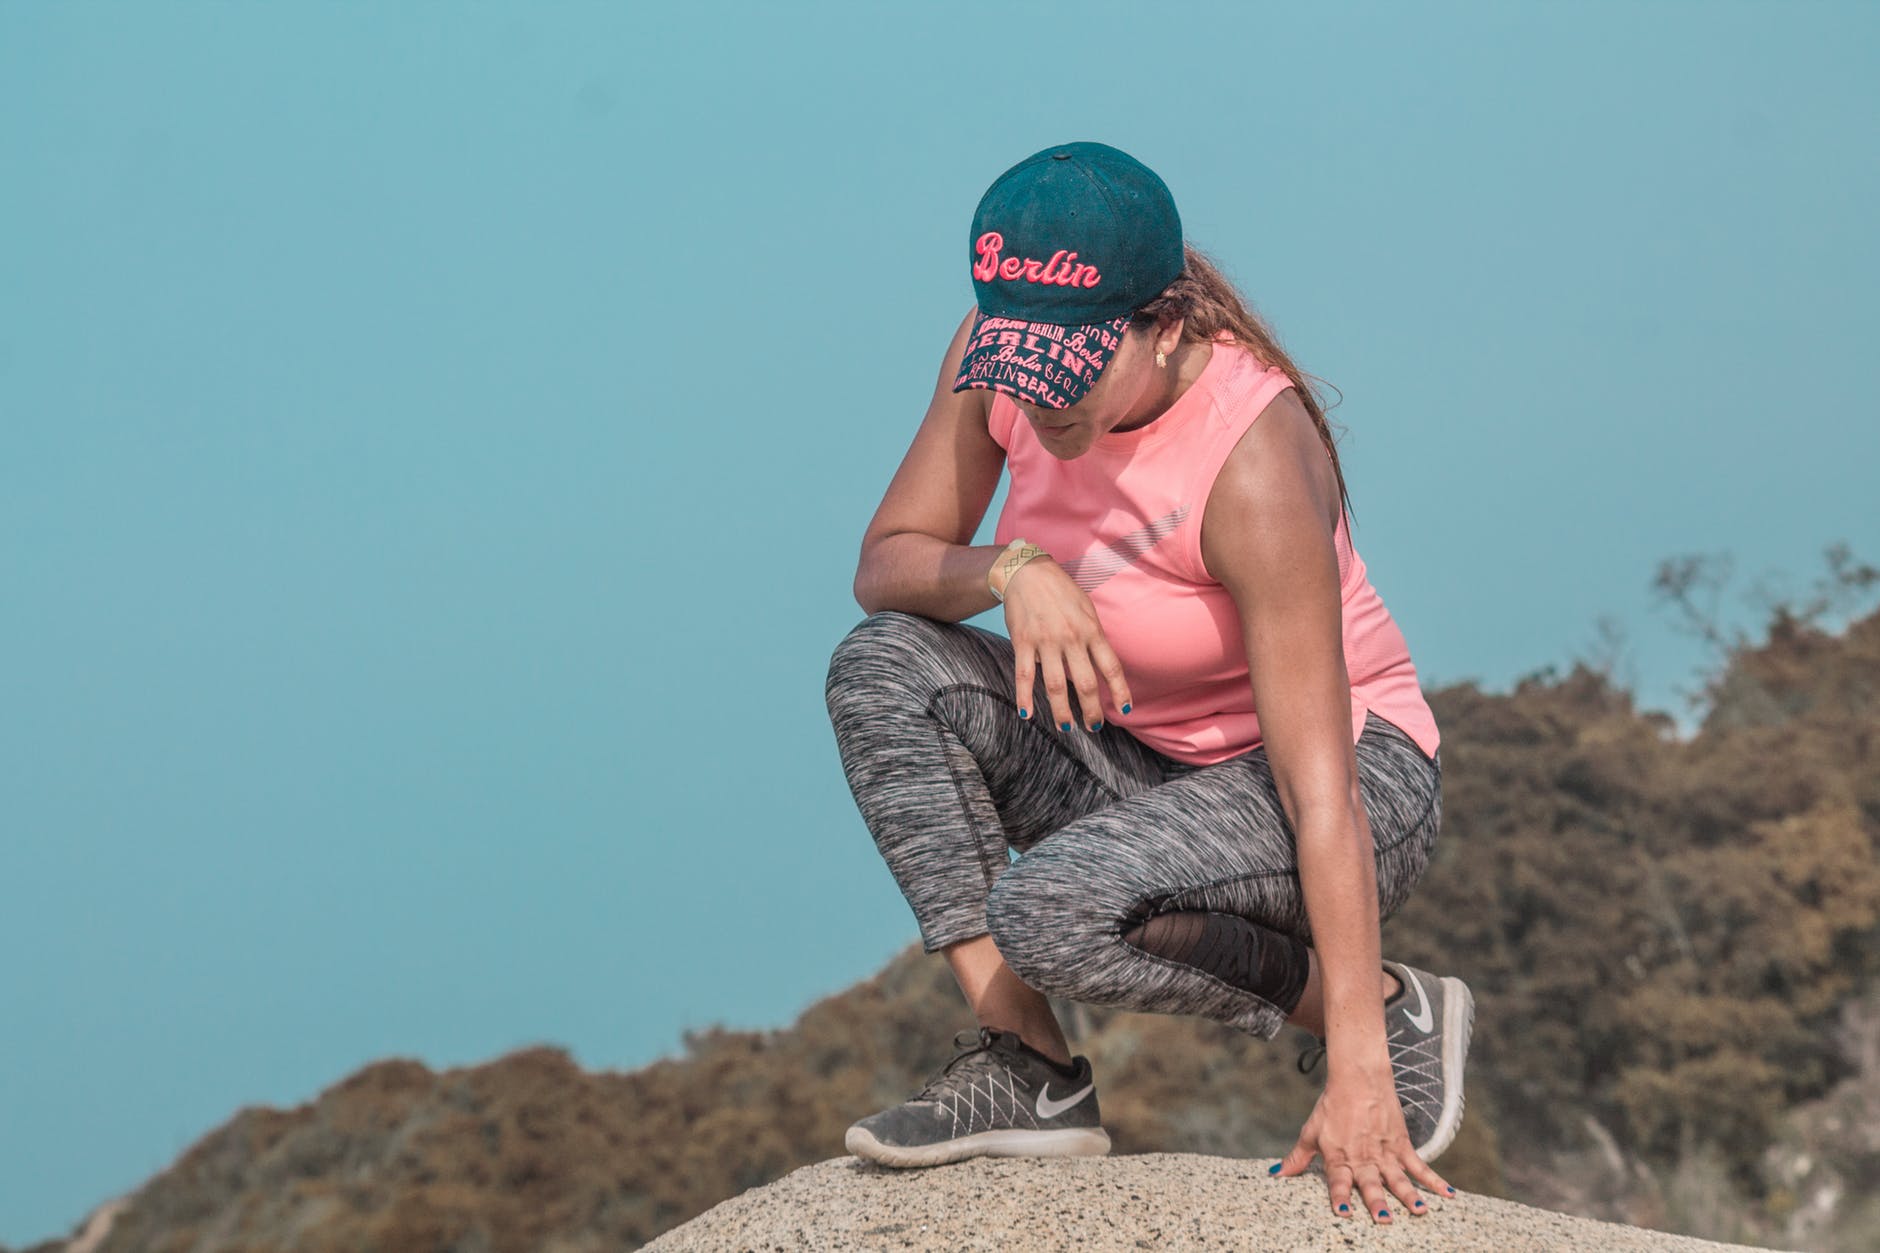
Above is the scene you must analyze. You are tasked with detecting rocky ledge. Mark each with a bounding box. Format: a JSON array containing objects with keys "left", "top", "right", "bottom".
[{"left": 644, "top": 1153, "right": 1782, "bottom": 1252}]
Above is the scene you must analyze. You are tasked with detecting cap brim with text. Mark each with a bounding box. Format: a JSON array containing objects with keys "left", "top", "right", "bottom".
[{"left": 952, "top": 142, "right": 1184, "bottom": 411}]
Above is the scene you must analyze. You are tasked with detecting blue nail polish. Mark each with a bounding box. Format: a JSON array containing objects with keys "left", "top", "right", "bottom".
[
  {"left": 1019, "top": 708, "right": 1029, "bottom": 719},
  {"left": 1267, "top": 1162, "right": 1281, "bottom": 1175},
  {"left": 1445, "top": 1186, "right": 1456, "bottom": 1196},
  {"left": 1337, "top": 1204, "right": 1349, "bottom": 1214},
  {"left": 1121, "top": 702, "right": 1131, "bottom": 714},
  {"left": 1060, "top": 721, "right": 1072, "bottom": 732},
  {"left": 1378, "top": 1209, "right": 1390, "bottom": 1219},
  {"left": 1413, "top": 1200, "right": 1426, "bottom": 1209},
  {"left": 1089, "top": 721, "right": 1103, "bottom": 731}
]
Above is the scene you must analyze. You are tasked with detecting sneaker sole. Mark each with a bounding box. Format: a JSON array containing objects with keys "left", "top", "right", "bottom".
[
  {"left": 1411, "top": 976, "right": 1475, "bottom": 1163},
  {"left": 845, "top": 1124, "right": 1112, "bottom": 1169}
]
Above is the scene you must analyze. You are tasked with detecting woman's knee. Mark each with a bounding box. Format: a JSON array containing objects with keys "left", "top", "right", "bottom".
[
  {"left": 985, "top": 859, "right": 1102, "bottom": 999},
  {"left": 824, "top": 611, "right": 947, "bottom": 707}
]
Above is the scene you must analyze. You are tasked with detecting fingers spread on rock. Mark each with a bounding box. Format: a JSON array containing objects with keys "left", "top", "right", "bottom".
[
  {"left": 1405, "top": 1152, "right": 1451, "bottom": 1199},
  {"left": 1357, "top": 1173, "right": 1392, "bottom": 1225},
  {"left": 1383, "top": 1165, "right": 1426, "bottom": 1216}
]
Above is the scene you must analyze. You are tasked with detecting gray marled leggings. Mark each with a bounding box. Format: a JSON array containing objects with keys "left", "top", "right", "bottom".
[{"left": 824, "top": 610, "right": 1443, "bottom": 1041}]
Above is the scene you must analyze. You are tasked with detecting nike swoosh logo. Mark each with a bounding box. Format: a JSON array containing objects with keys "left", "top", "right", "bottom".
[
  {"left": 1400, "top": 968, "right": 1434, "bottom": 1033},
  {"left": 1055, "top": 507, "right": 1190, "bottom": 593},
  {"left": 1036, "top": 1081, "right": 1094, "bottom": 1120}
]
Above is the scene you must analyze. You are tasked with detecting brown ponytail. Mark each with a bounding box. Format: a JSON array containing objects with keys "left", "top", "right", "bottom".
[{"left": 1132, "top": 245, "right": 1353, "bottom": 529}]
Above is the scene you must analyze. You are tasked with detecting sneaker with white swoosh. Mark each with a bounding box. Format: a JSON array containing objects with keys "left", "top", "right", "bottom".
[
  {"left": 1296, "top": 961, "right": 1476, "bottom": 1163},
  {"left": 844, "top": 1027, "right": 1111, "bottom": 1168},
  {"left": 1382, "top": 960, "right": 1474, "bottom": 1162}
]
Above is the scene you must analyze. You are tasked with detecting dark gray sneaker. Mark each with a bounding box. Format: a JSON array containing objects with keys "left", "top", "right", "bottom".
[
  {"left": 1381, "top": 960, "right": 1474, "bottom": 1162},
  {"left": 1296, "top": 961, "right": 1475, "bottom": 1163},
  {"left": 845, "top": 1027, "right": 1111, "bottom": 1168}
]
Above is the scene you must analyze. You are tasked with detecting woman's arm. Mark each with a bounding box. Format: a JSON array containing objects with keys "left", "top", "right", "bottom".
[
  {"left": 1201, "top": 387, "right": 1437, "bottom": 1220},
  {"left": 852, "top": 308, "right": 1012, "bottom": 622},
  {"left": 1202, "top": 386, "right": 1387, "bottom": 1064}
]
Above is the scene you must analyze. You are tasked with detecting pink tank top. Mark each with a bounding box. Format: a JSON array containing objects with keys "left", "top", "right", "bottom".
[{"left": 987, "top": 336, "right": 1440, "bottom": 766}]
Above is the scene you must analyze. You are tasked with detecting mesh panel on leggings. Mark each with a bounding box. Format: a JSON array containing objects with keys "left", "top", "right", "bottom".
[{"left": 1123, "top": 911, "right": 1311, "bottom": 1015}]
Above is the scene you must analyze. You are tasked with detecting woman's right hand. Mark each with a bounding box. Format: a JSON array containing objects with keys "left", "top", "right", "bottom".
[{"left": 1001, "top": 557, "right": 1134, "bottom": 732}]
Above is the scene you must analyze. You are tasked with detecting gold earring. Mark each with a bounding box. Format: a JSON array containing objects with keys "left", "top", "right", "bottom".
[{"left": 1155, "top": 350, "right": 1167, "bottom": 368}]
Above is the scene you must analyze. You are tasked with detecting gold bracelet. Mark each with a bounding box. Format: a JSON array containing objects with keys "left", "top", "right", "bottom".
[{"left": 989, "top": 538, "right": 1050, "bottom": 603}]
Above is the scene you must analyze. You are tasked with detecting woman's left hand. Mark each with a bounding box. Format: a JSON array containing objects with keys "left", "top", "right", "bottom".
[{"left": 1271, "top": 1066, "right": 1452, "bottom": 1223}]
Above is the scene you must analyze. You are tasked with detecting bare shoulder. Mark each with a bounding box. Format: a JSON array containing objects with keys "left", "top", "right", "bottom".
[
  {"left": 855, "top": 306, "right": 1002, "bottom": 556},
  {"left": 1199, "top": 385, "right": 1341, "bottom": 582},
  {"left": 944, "top": 305, "right": 991, "bottom": 425}
]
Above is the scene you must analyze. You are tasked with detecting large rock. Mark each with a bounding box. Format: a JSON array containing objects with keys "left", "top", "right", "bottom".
[{"left": 644, "top": 1154, "right": 1781, "bottom": 1252}]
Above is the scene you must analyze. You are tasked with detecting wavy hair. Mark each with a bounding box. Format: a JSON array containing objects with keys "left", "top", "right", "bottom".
[{"left": 1131, "top": 245, "right": 1352, "bottom": 528}]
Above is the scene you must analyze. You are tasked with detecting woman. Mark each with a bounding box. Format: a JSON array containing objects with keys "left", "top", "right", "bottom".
[{"left": 823, "top": 141, "right": 1470, "bottom": 1227}]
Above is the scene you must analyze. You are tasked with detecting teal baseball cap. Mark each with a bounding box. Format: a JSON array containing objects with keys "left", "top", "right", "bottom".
[{"left": 952, "top": 142, "right": 1185, "bottom": 410}]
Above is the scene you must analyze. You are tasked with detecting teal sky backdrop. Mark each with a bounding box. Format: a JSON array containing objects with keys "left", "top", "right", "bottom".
[{"left": 3, "top": 2, "right": 1876, "bottom": 1243}]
